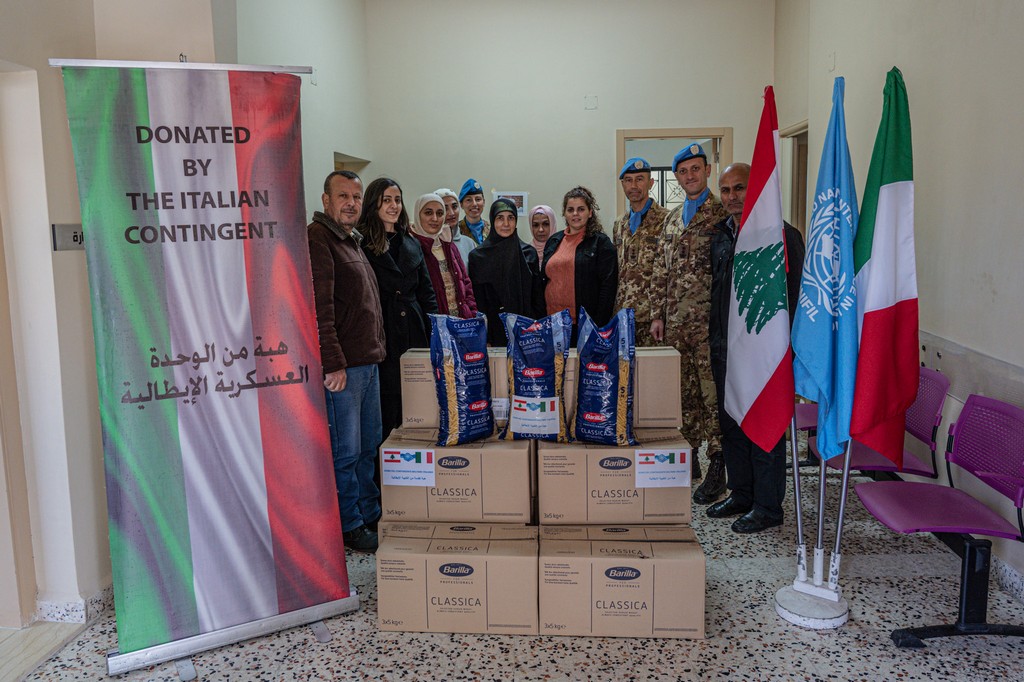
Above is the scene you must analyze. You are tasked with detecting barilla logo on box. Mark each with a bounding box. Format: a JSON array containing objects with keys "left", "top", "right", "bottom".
[
  {"left": 449, "top": 526, "right": 477, "bottom": 532},
  {"left": 468, "top": 400, "right": 489, "bottom": 412},
  {"left": 523, "top": 367, "right": 545, "bottom": 378},
  {"left": 583, "top": 412, "right": 607, "bottom": 423},
  {"left": 605, "top": 566, "right": 641, "bottom": 581},
  {"left": 438, "top": 456, "right": 470, "bottom": 470},
  {"left": 522, "top": 322, "right": 543, "bottom": 334},
  {"left": 585, "top": 362, "right": 608, "bottom": 372},
  {"left": 602, "top": 527, "right": 630, "bottom": 533},
  {"left": 599, "top": 456, "right": 632, "bottom": 470},
  {"left": 463, "top": 351, "right": 485, "bottom": 362},
  {"left": 439, "top": 563, "right": 474, "bottom": 576}
]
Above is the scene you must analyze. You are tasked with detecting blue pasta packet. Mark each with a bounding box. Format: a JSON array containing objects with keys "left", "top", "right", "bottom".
[
  {"left": 572, "top": 307, "right": 637, "bottom": 446},
  {"left": 430, "top": 313, "right": 494, "bottom": 446},
  {"left": 499, "top": 309, "right": 572, "bottom": 442}
]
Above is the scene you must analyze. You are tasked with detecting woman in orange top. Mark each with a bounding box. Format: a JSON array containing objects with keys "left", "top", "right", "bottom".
[{"left": 542, "top": 186, "right": 618, "bottom": 343}]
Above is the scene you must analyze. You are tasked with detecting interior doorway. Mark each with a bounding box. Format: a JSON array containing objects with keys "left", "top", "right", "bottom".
[
  {"left": 780, "top": 122, "right": 808, "bottom": 235},
  {"left": 616, "top": 127, "right": 733, "bottom": 216}
]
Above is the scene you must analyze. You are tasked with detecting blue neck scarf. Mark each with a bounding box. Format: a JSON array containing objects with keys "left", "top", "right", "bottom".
[
  {"left": 466, "top": 218, "right": 485, "bottom": 244},
  {"left": 628, "top": 198, "right": 652, "bottom": 235},
  {"left": 682, "top": 187, "right": 710, "bottom": 227}
]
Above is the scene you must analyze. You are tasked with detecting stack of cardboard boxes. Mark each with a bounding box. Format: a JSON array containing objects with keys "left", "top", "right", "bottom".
[{"left": 377, "top": 346, "right": 705, "bottom": 639}]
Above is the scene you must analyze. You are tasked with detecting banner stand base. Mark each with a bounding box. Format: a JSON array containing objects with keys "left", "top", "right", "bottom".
[
  {"left": 106, "top": 591, "right": 360, "bottom": 676},
  {"left": 775, "top": 585, "right": 848, "bottom": 629}
]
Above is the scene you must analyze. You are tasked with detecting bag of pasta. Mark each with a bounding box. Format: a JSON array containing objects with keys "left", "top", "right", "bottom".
[
  {"left": 430, "top": 313, "right": 494, "bottom": 446},
  {"left": 571, "top": 307, "right": 637, "bottom": 446},
  {"left": 499, "top": 309, "right": 572, "bottom": 442}
]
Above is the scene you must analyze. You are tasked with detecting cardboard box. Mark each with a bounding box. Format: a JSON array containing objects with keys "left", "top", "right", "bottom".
[
  {"left": 377, "top": 523, "right": 539, "bottom": 635},
  {"left": 400, "top": 347, "right": 676, "bottom": 429},
  {"left": 380, "top": 429, "right": 531, "bottom": 523},
  {"left": 400, "top": 348, "right": 510, "bottom": 428},
  {"left": 631, "top": 347, "right": 682, "bottom": 428},
  {"left": 538, "top": 525, "right": 704, "bottom": 638},
  {"left": 538, "top": 429, "right": 692, "bottom": 524}
]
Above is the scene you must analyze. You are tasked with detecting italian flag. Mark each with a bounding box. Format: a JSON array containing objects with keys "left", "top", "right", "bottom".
[
  {"left": 62, "top": 66, "right": 348, "bottom": 653},
  {"left": 724, "top": 87, "right": 795, "bottom": 452},
  {"left": 850, "top": 67, "right": 918, "bottom": 467}
]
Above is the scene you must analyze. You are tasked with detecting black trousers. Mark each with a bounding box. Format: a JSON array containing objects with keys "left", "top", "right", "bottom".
[{"left": 713, "top": 360, "right": 786, "bottom": 520}]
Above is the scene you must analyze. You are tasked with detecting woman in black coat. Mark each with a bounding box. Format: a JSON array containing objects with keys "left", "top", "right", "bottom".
[
  {"left": 359, "top": 177, "right": 438, "bottom": 437},
  {"left": 542, "top": 186, "right": 618, "bottom": 343},
  {"left": 468, "top": 197, "right": 545, "bottom": 347}
]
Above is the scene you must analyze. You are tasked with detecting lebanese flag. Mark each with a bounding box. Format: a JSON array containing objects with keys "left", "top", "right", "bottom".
[
  {"left": 724, "top": 87, "right": 795, "bottom": 452},
  {"left": 850, "top": 67, "right": 918, "bottom": 467}
]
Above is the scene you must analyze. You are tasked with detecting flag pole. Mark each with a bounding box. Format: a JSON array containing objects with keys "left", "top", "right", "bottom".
[
  {"left": 813, "top": 451, "right": 828, "bottom": 586},
  {"left": 828, "top": 440, "right": 855, "bottom": 591},
  {"left": 788, "top": 416, "right": 807, "bottom": 582}
]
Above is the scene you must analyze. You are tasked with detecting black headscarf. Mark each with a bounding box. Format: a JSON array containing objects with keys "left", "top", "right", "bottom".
[{"left": 468, "top": 199, "right": 543, "bottom": 345}]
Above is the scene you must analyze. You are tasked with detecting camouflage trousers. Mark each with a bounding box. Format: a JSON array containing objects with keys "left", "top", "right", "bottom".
[
  {"left": 635, "top": 322, "right": 656, "bottom": 349},
  {"left": 671, "top": 335, "right": 721, "bottom": 454}
]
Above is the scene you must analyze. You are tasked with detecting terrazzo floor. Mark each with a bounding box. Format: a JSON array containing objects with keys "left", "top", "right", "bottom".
[{"left": 21, "top": 462, "right": 1024, "bottom": 681}]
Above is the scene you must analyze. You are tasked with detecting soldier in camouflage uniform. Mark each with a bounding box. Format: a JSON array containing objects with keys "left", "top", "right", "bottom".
[
  {"left": 650, "top": 144, "right": 728, "bottom": 502},
  {"left": 613, "top": 157, "right": 669, "bottom": 348}
]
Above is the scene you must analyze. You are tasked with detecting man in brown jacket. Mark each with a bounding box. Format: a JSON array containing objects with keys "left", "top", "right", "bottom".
[{"left": 309, "top": 171, "right": 386, "bottom": 552}]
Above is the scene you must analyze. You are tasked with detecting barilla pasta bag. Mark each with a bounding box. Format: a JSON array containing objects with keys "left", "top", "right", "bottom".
[
  {"left": 430, "top": 313, "right": 494, "bottom": 446},
  {"left": 499, "top": 309, "right": 572, "bottom": 442},
  {"left": 571, "top": 307, "right": 637, "bottom": 446}
]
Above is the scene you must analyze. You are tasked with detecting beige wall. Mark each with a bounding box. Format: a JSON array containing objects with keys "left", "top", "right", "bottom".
[
  {"left": 800, "top": 0, "right": 1024, "bottom": 574},
  {"left": 0, "top": 0, "right": 102, "bottom": 622},
  {"left": 805, "top": 0, "right": 1024, "bottom": 369},
  {"left": 774, "top": 0, "right": 809, "bottom": 131},
  {"left": 94, "top": 0, "right": 216, "bottom": 62},
  {"left": 236, "top": 0, "right": 372, "bottom": 218},
  {"left": 363, "top": 0, "right": 774, "bottom": 237}
]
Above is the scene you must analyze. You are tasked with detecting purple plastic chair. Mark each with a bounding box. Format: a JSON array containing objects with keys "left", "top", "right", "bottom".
[
  {"left": 855, "top": 393, "right": 1024, "bottom": 647},
  {"left": 811, "top": 366, "right": 949, "bottom": 477}
]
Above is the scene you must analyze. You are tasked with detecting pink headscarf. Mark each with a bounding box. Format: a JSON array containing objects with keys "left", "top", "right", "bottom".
[{"left": 528, "top": 204, "right": 556, "bottom": 261}]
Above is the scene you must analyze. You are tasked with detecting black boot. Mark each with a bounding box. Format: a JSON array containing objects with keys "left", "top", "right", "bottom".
[
  {"left": 693, "top": 451, "right": 726, "bottom": 504},
  {"left": 343, "top": 525, "right": 378, "bottom": 553},
  {"left": 692, "top": 453, "right": 703, "bottom": 481}
]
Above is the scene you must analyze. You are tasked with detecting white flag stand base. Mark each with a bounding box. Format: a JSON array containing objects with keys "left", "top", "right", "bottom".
[{"left": 775, "top": 584, "right": 848, "bottom": 629}]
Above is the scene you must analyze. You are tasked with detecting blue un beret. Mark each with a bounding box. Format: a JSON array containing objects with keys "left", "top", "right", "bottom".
[
  {"left": 459, "top": 178, "right": 484, "bottom": 202},
  {"left": 619, "top": 157, "right": 652, "bottom": 179},
  {"left": 673, "top": 143, "right": 707, "bottom": 171}
]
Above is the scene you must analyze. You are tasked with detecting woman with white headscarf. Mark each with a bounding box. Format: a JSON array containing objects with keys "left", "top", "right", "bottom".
[{"left": 411, "top": 193, "right": 477, "bottom": 318}]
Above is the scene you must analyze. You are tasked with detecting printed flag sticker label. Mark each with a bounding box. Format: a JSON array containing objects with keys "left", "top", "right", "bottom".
[
  {"left": 635, "top": 449, "right": 690, "bottom": 488},
  {"left": 492, "top": 398, "right": 510, "bottom": 422},
  {"left": 382, "top": 448, "right": 436, "bottom": 487},
  {"left": 508, "top": 394, "right": 560, "bottom": 436}
]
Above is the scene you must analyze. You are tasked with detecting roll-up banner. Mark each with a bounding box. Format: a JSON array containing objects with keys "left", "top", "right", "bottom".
[{"left": 57, "top": 61, "right": 356, "bottom": 674}]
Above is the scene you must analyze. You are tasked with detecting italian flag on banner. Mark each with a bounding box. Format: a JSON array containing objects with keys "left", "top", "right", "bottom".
[
  {"left": 62, "top": 66, "right": 347, "bottom": 654},
  {"left": 724, "top": 86, "right": 795, "bottom": 452},
  {"left": 850, "top": 67, "right": 918, "bottom": 466}
]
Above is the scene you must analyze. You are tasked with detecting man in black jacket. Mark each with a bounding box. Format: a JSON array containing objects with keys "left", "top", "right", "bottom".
[{"left": 707, "top": 163, "right": 805, "bottom": 533}]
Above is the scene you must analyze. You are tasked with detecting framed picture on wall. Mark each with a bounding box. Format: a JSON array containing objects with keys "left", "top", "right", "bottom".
[{"left": 492, "top": 191, "right": 528, "bottom": 217}]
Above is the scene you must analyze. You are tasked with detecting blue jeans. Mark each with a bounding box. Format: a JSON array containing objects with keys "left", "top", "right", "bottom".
[{"left": 324, "top": 364, "right": 382, "bottom": 531}]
